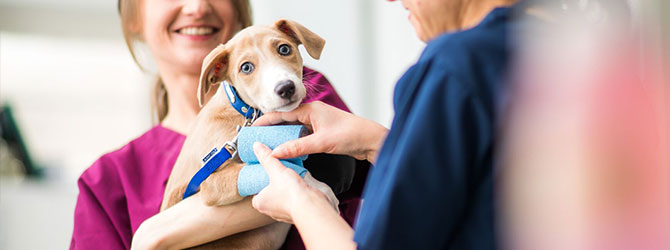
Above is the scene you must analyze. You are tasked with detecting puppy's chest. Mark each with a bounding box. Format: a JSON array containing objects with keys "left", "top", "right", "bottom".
[{"left": 186, "top": 100, "right": 245, "bottom": 166}]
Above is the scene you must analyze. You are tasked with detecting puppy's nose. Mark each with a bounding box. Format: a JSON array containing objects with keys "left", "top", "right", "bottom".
[{"left": 274, "top": 80, "right": 296, "bottom": 100}]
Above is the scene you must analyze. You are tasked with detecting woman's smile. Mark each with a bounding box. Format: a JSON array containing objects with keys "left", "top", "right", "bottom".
[
  {"left": 173, "top": 25, "right": 220, "bottom": 41},
  {"left": 137, "top": 0, "right": 239, "bottom": 75}
]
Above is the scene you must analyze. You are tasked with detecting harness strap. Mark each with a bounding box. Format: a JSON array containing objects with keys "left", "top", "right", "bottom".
[
  {"left": 182, "top": 146, "right": 234, "bottom": 199},
  {"left": 182, "top": 81, "right": 261, "bottom": 200}
]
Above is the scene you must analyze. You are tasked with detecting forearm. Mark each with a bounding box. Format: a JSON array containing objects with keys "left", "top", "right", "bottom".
[
  {"left": 291, "top": 189, "right": 356, "bottom": 250},
  {"left": 133, "top": 194, "right": 275, "bottom": 250}
]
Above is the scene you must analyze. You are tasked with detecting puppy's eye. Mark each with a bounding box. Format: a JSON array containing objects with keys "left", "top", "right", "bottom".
[
  {"left": 240, "top": 62, "right": 254, "bottom": 74},
  {"left": 278, "top": 44, "right": 291, "bottom": 56}
]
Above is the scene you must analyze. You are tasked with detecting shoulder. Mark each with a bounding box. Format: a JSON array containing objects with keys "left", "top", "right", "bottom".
[
  {"left": 302, "top": 66, "right": 328, "bottom": 88},
  {"left": 78, "top": 133, "right": 144, "bottom": 187},
  {"left": 301, "top": 66, "right": 350, "bottom": 112},
  {"left": 402, "top": 8, "right": 513, "bottom": 109},
  {"left": 78, "top": 125, "right": 181, "bottom": 187},
  {"left": 418, "top": 7, "right": 512, "bottom": 78},
  {"left": 422, "top": 7, "right": 511, "bottom": 58}
]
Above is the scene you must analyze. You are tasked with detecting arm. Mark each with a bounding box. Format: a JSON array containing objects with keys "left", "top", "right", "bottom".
[
  {"left": 250, "top": 143, "right": 356, "bottom": 250},
  {"left": 71, "top": 174, "right": 129, "bottom": 250},
  {"left": 132, "top": 194, "right": 275, "bottom": 250},
  {"left": 354, "top": 61, "right": 492, "bottom": 249},
  {"left": 292, "top": 187, "right": 356, "bottom": 250}
]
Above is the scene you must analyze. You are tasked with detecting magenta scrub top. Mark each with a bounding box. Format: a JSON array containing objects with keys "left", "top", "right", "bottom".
[{"left": 70, "top": 67, "right": 363, "bottom": 250}]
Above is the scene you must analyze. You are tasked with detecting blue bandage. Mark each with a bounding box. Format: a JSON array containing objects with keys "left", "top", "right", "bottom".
[
  {"left": 236, "top": 125, "right": 309, "bottom": 197},
  {"left": 237, "top": 160, "right": 308, "bottom": 197},
  {"left": 237, "top": 125, "right": 309, "bottom": 162}
]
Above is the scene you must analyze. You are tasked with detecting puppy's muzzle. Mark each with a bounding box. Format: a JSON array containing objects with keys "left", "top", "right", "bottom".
[{"left": 274, "top": 80, "right": 296, "bottom": 100}]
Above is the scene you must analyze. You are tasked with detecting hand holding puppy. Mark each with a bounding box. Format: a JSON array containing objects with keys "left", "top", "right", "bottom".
[{"left": 253, "top": 101, "right": 388, "bottom": 164}]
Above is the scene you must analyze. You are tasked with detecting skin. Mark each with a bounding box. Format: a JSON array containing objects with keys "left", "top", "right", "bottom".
[
  {"left": 251, "top": 0, "right": 519, "bottom": 249},
  {"left": 391, "top": 0, "right": 519, "bottom": 42},
  {"left": 140, "top": 0, "right": 240, "bottom": 134}
]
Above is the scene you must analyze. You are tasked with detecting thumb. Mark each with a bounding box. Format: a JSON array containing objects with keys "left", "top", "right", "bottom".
[
  {"left": 272, "top": 134, "right": 325, "bottom": 159},
  {"left": 253, "top": 142, "right": 286, "bottom": 181}
]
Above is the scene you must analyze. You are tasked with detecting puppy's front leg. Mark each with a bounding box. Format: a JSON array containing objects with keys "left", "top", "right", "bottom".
[
  {"left": 199, "top": 162, "right": 246, "bottom": 206},
  {"left": 304, "top": 172, "right": 340, "bottom": 214}
]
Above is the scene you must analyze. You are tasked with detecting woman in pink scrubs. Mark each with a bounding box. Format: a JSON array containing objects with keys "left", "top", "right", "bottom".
[{"left": 70, "top": 0, "right": 362, "bottom": 249}]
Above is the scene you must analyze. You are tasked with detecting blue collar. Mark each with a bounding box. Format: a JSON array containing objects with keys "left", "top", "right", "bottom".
[{"left": 223, "top": 81, "right": 261, "bottom": 119}]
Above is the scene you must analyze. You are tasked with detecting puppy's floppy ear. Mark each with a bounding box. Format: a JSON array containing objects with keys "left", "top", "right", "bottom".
[
  {"left": 274, "top": 19, "right": 325, "bottom": 60},
  {"left": 198, "top": 44, "right": 230, "bottom": 107}
]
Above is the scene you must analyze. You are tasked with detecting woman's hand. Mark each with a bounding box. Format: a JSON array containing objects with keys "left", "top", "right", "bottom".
[
  {"left": 253, "top": 101, "right": 388, "bottom": 164},
  {"left": 251, "top": 142, "right": 357, "bottom": 250},
  {"left": 251, "top": 143, "right": 338, "bottom": 223}
]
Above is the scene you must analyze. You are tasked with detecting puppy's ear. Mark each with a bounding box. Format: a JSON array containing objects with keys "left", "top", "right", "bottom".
[
  {"left": 198, "top": 44, "right": 230, "bottom": 107},
  {"left": 274, "top": 19, "right": 325, "bottom": 60}
]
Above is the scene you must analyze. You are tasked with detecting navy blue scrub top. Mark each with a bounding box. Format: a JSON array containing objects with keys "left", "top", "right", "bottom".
[{"left": 354, "top": 4, "right": 525, "bottom": 250}]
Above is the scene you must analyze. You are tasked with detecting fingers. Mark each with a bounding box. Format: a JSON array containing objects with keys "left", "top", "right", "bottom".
[
  {"left": 252, "top": 143, "right": 303, "bottom": 224},
  {"left": 252, "top": 194, "right": 293, "bottom": 223},
  {"left": 253, "top": 102, "right": 317, "bottom": 127},
  {"left": 252, "top": 111, "right": 299, "bottom": 127},
  {"left": 272, "top": 134, "right": 326, "bottom": 159},
  {"left": 250, "top": 194, "right": 264, "bottom": 213},
  {"left": 253, "top": 142, "right": 286, "bottom": 181}
]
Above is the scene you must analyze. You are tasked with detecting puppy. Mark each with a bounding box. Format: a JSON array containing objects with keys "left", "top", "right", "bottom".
[{"left": 160, "top": 19, "right": 337, "bottom": 249}]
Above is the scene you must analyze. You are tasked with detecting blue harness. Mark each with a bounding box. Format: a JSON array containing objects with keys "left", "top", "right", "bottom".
[{"left": 182, "top": 82, "right": 261, "bottom": 200}]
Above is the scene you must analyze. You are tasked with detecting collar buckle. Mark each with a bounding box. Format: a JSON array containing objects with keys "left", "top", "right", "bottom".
[{"left": 223, "top": 81, "right": 263, "bottom": 120}]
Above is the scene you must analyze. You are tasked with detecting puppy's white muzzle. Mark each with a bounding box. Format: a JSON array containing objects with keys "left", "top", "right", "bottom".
[{"left": 260, "top": 66, "right": 306, "bottom": 112}]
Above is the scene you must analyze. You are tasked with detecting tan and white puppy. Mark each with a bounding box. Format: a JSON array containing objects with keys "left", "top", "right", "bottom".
[{"left": 160, "top": 19, "right": 337, "bottom": 249}]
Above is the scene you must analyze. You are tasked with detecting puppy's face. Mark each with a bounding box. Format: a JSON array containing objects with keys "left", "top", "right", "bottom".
[
  {"left": 198, "top": 19, "right": 325, "bottom": 113},
  {"left": 226, "top": 26, "right": 306, "bottom": 112}
]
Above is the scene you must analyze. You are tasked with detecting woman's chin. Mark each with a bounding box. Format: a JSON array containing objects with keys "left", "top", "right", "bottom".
[
  {"left": 408, "top": 20, "right": 427, "bottom": 42},
  {"left": 170, "top": 49, "right": 212, "bottom": 74}
]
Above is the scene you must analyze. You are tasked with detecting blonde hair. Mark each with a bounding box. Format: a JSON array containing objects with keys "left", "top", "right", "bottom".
[{"left": 117, "top": 0, "right": 252, "bottom": 122}]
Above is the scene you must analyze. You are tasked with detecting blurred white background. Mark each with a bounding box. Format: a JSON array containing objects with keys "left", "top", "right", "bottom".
[{"left": 0, "top": 0, "right": 423, "bottom": 249}]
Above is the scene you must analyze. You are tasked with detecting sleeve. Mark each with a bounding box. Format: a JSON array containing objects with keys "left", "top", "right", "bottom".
[
  {"left": 353, "top": 61, "right": 493, "bottom": 249},
  {"left": 70, "top": 158, "right": 132, "bottom": 250}
]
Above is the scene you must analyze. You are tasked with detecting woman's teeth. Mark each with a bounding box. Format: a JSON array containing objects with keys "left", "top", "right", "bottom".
[{"left": 178, "top": 27, "right": 214, "bottom": 36}]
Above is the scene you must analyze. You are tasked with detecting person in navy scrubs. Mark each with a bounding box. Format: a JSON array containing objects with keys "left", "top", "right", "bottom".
[{"left": 251, "top": 0, "right": 528, "bottom": 249}]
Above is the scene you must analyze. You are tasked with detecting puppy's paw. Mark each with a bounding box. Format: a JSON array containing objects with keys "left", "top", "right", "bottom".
[{"left": 303, "top": 172, "right": 340, "bottom": 214}]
